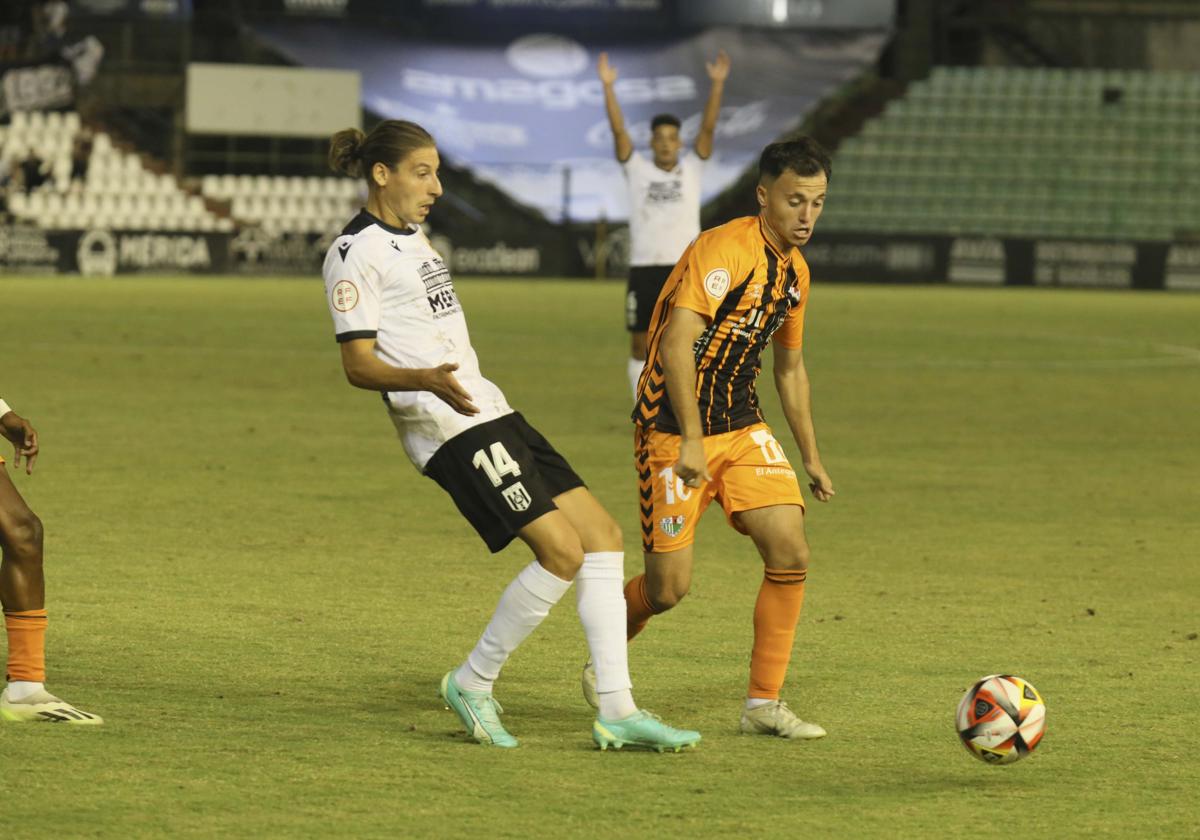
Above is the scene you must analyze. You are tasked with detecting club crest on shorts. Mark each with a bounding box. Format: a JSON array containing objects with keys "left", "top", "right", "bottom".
[
  {"left": 502, "top": 482, "right": 532, "bottom": 512},
  {"left": 659, "top": 514, "right": 686, "bottom": 537}
]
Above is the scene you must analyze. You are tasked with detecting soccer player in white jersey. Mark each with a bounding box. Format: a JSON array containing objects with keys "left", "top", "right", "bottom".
[
  {"left": 598, "top": 49, "right": 730, "bottom": 396},
  {"left": 322, "top": 120, "right": 700, "bottom": 751},
  {"left": 0, "top": 399, "right": 101, "bottom": 724}
]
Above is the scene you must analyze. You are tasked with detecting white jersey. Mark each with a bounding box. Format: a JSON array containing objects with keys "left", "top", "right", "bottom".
[
  {"left": 322, "top": 210, "right": 513, "bottom": 471},
  {"left": 623, "top": 150, "right": 704, "bottom": 267}
]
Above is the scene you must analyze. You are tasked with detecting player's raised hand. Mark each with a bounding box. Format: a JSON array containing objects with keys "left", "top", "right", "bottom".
[
  {"left": 0, "top": 410, "right": 39, "bottom": 474},
  {"left": 805, "top": 463, "right": 835, "bottom": 503},
  {"left": 673, "top": 437, "right": 712, "bottom": 490},
  {"left": 597, "top": 52, "right": 618, "bottom": 85},
  {"left": 425, "top": 363, "right": 479, "bottom": 416},
  {"left": 706, "top": 49, "right": 731, "bottom": 83}
]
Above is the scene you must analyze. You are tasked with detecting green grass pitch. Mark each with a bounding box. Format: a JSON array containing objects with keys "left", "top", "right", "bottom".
[{"left": 0, "top": 275, "right": 1197, "bottom": 838}]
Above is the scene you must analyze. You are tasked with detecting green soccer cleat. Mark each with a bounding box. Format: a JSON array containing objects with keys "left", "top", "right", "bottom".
[
  {"left": 739, "top": 700, "right": 826, "bottom": 740},
  {"left": 580, "top": 658, "right": 599, "bottom": 710},
  {"left": 439, "top": 671, "right": 518, "bottom": 748},
  {"left": 593, "top": 710, "right": 701, "bottom": 753},
  {"left": 0, "top": 688, "right": 103, "bottom": 725}
]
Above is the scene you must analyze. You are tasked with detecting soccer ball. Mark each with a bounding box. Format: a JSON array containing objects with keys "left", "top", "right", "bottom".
[{"left": 956, "top": 674, "right": 1046, "bottom": 764}]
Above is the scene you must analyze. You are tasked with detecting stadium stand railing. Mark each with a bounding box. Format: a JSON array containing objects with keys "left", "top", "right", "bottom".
[{"left": 818, "top": 67, "right": 1200, "bottom": 242}]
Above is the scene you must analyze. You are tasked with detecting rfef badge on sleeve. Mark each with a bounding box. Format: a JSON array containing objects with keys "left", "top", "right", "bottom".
[{"left": 704, "top": 268, "right": 730, "bottom": 299}]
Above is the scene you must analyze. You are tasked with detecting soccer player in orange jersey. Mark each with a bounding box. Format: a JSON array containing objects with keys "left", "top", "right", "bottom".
[
  {"left": 0, "top": 400, "right": 101, "bottom": 723},
  {"left": 584, "top": 137, "right": 834, "bottom": 738}
]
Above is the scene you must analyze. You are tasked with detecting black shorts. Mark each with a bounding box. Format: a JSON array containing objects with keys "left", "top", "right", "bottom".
[
  {"left": 424, "top": 412, "right": 585, "bottom": 553},
  {"left": 626, "top": 264, "right": 674, "bottom": 332}
]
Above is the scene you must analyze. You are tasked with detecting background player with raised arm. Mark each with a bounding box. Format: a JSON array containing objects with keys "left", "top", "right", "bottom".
[
  {"left": 585, "top": 138, "right": 834, "bottom": 740},
  {"left": 598, "top": 48, "right": 730, "bottom": 397},
  {"left": 0, "top": 400, "right": 101, "bottom": 724},
  {"left": 323, "top": 120, "right": 699, "bottom": 752}
]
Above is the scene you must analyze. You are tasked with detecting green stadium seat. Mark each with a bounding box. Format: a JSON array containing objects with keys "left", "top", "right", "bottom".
[{"left": 827, "top": 66, "right": 1198, "bottom": 240}]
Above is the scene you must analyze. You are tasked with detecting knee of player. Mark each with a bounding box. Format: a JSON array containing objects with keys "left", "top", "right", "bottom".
[
  {"left": 5, "top": 510, "right": 44, "bottom": 557},
  {"left": 537, "top": 534, "right": 585, "bottom": 580},
  {"left": 647, "top": 580, "right": 689, "bottom": 612},
  {"left": 769, "top": 540, "right": 809, "bottom": 572},
  {"left": 589, "top": 514, "right": 623, "bottom": 554}
]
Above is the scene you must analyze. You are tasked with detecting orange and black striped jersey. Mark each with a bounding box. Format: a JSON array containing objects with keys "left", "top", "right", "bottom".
[{"left": 632, "top": 215, "right": 809, "bottom": 436}]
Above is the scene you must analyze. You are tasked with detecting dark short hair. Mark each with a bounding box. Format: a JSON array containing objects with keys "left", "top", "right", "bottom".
[
  {"left": 758, "top": 136, "right": 832, "bottom": 183},
  {"left": 650, "top": 114, "right": 681, "bottom": 132},
  {"left": 328, "top": 120, "right": 435, "bottom": 182}
]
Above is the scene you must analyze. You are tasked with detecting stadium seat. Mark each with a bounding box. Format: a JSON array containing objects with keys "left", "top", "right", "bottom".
[{"left": 828, "top": 66, "right": 1200, "bottom": 240}]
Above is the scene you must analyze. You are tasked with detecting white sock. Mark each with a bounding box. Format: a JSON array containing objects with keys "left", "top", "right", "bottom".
[
  {"left": 455, "top": 560, "right": 572, "bottom": 694},
  {"left": 628, "top": 357, "right": 644, "bottom": 399},
  {"left": 745, "top": 697, "right": 775, "bottom": 711},
  {"left": 6, "top": 680, "right": 44, "bottom": 701},
  {"left": 576, "top": 551, "right": 638, "bottom": 721}
]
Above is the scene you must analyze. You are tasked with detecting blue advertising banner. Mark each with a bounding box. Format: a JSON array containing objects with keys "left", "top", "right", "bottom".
[{"left": 254, "top": 25, "right": 887, "bottom": 222}]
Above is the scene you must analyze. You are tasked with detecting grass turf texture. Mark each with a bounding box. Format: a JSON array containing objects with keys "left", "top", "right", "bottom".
[{"left": 0, "top": 276, "right": 1197, "bottom": 838}]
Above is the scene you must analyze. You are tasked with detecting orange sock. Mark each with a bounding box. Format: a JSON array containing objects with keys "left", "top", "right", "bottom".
[
  {"left": 624, "top": 575, "right": 657, "bottom": 641},
  {"left": 5, "top": 609, "right": 48, "bottom": 683},
  {"left": 748, "top": 569, "right": 807, "bottom": 700}
]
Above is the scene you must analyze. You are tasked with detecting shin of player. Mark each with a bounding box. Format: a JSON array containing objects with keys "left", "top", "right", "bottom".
[
  {"left": 0, "top": 400, "right": 101, "bottom": 724},
  {"left": 323, "top": 121, "right": 698, "bottom": 751},
  {"left": 618, "top": 138, "right": 837, "bottom": 739}
]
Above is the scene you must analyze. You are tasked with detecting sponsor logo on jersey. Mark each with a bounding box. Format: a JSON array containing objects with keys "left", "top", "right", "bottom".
[
  {"left": 659, "top": 514, "right": 685, "bottom": 537},
  {"left": 337, "top": 241, "right": 352, "bottom": 261},
  {"left": 419, "top": 257, "right": 462, "bottom": 317},
  {"left": 332, "top": 279, "right": 358, "bottom": 312},
  {"left": 502, "top": 482, "right": 533, "bottom": 512},
  {"left": 646, "top": 179, "right": 683, "bottom": 204},
  {"left": 704, "top": 268, "right": 730, "bottom": 299},
  {"left": 418, "top": 258, "right": 451, "bottom": 291}
]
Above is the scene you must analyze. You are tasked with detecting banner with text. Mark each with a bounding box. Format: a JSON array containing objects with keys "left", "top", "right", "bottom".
[
  {"left": 254, "top": 25, "right": 887, "bottom": 223},
  {"left": 0, "top": 37, "right": 104, "bottom": 118},
  {"left": 802, "top": 232, "right": 1185, "bottom": 290}
]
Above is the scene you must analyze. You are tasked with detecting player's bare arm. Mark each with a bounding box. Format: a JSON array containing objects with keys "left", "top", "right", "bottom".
[
  {"left": 659, "top": 307, "right": 712, "bottom": 488},
  {"left": 339, "top": 338, "right": 479, "bottom": 416},
  {"left": 694, "top": 49, "right": 730, "bottom": 160},
  {"left": 0, "top": 409, "right": 39, "bottom": 475},
  {"left": 772, "top": 341, "right": 834, "bottom": 502},
  {"left": 598, "top": 52, "right": 634, "bottom": 162}
]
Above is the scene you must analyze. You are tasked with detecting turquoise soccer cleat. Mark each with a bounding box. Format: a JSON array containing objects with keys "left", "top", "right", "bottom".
[
  {"left": 593, "top": 710, "right": 701, "bottom": 753},
  {"left": 439, "top": 671, "right": 518, "bottom": 748}
]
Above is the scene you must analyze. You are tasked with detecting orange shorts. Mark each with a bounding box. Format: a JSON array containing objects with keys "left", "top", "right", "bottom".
[{"left": 635, "top": 422, "right": 805, "bottom": 553}]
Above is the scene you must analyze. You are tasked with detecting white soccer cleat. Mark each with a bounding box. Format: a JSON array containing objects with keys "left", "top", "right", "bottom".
[
  {"left": 739, "top": 700, "right": 825, "bottom": 740},
  {"left": 0, "top": 688, "right": 103, "bottom": 725}
]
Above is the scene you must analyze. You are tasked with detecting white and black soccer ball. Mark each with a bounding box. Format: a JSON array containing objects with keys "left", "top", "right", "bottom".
[{"left": 956, "top": 674, "right": 1046, "bottom": 765}]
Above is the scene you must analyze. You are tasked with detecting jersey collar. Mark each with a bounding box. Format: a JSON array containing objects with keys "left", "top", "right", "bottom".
[
  {"left": 360, "top": 208, "right": 419, "bottom": 236},
  {"left": 757, "top": 215, "right": 792, "bottom": 262}
]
